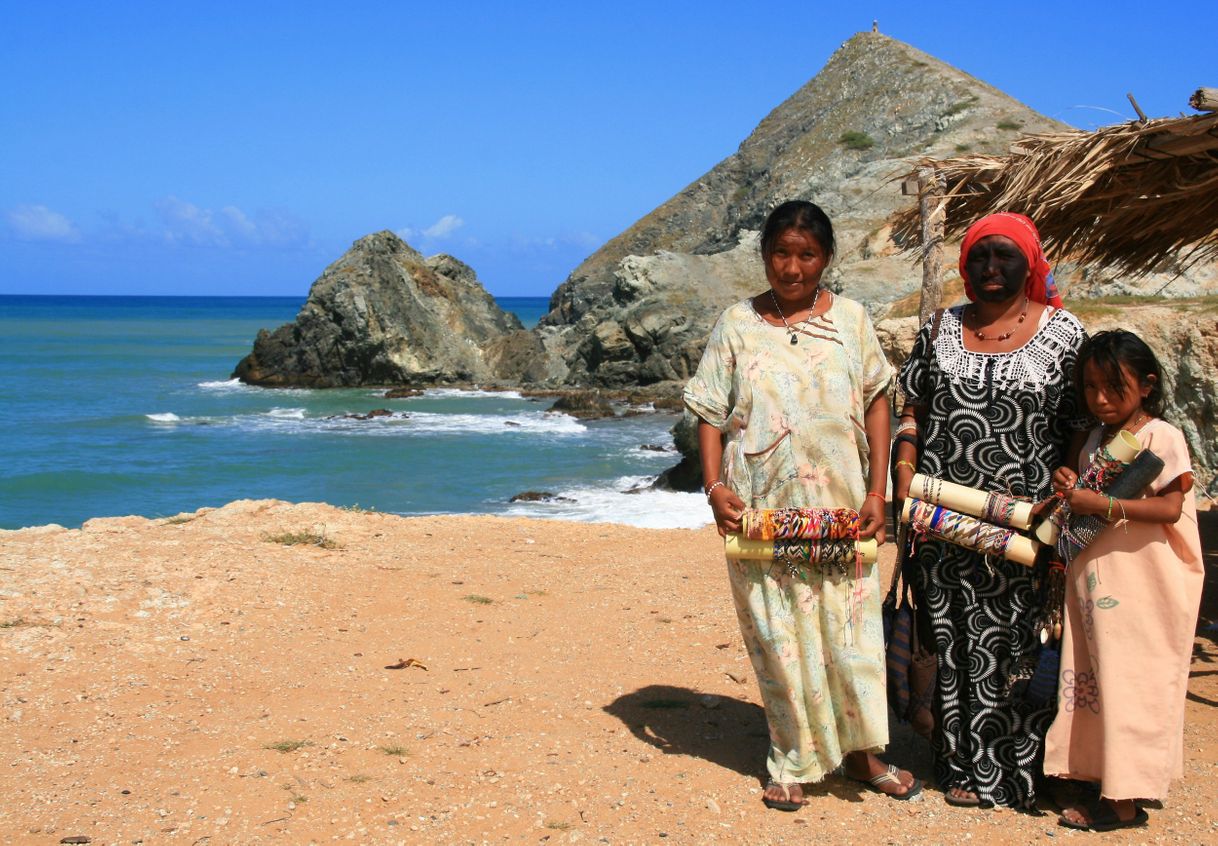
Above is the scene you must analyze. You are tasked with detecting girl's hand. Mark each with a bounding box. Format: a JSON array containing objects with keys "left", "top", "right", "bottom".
[
  {"left": 709, "top": 486, "right": 746, "bottom": 537},
  {"left": 858, "top": 495, "right": 886, "bottom": 545},
  {"left": 1052, "top": 466, "right": 1078, "bottom": 493},
  {"left": 1061, "top": 487, "right": 1107, "bottom": 517}
]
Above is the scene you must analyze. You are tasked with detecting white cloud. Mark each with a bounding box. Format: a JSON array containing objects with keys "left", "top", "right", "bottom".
[
  {"left": 156, "top": 196, "right": 228, "bottom": 247},
  {"left": 422, "top": 214, "right": 464, "bottom": 239},
  {"left": 154, "top": 196, "right": 309, "bottom": 248},
  {"left": 6, "top": 204, "right": 80, "bottom": 242}
]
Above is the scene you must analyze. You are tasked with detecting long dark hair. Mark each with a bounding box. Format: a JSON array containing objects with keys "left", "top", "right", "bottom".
[
  {"left": 1076, "top": 329, "right": 1165, "bottom": 417},
  {"left": 760, "top": 200, "right": 835, "bottom": 260}
]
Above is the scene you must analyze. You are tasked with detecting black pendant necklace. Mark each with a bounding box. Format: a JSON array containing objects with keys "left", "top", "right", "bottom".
[{"left": 770, "top": 288, "right": 820, "bottom": 345}]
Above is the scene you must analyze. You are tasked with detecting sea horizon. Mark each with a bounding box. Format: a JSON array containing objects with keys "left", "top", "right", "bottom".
[{"left": 0, "top": 295, "right": 707, "bottom": 531}]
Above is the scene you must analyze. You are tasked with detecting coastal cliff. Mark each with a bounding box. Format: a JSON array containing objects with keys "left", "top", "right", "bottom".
[
  {"left": 233, "top": 231, "right": 521, "bottom": 387},
  {"left": 532, "top": 31, "right": 1068, "bottom": 387}
]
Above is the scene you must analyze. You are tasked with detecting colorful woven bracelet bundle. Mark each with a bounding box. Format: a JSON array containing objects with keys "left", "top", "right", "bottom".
[
  {"left": 1057, "top": 448, "right": 1164, "bottom": 563},
  {"left": 1037, "top": 430, "right": 1141, "bottom": 546},
  {"left": 739, "top": 507, "right": 860, "bottom": 541},
  {"left": 902, "top": 496, "right": 1039, "bottom": 566}
]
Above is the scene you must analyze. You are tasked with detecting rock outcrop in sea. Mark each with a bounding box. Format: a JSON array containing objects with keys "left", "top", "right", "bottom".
[{"left": 233, "top": 231, "right": 522, "bottom": 387}]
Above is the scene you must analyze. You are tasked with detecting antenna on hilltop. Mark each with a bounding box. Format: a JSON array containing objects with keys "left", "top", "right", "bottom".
[{"left": 872, "top": 20, "right": 879, "bottom": 32}]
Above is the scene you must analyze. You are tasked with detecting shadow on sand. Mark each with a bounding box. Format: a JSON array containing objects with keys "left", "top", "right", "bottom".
[{"left": 602, "top": 684, "right": 933, "bottom": 802}]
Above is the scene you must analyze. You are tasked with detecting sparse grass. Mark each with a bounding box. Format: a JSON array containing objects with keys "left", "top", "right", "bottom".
[
  {"left": 955, "top": 143, "right": 971, "bottom": 153},
  {"left": 340, "top": 503, "right": 378, "bottom": 514},
  {"left": 943, "top": 96, "right": 979, "bottom": 117},
  {"left": 291, "top": 795, "right": 308, "bottom": 804},
  {"left": 545, "top": 821, "right": 573, "bottom": 831},
  {"left": 346, "top": 774, "right": 374, "bottom": 784},
  {"left": 463, "top": 594, "right": 493, "bottom": 605},
  {"left": 378, "top": 744, "right": 407, "bottom": 756},
  {"left": 655, "top": 616, "right": 674, "bottom": 624},
  {"left": 264, "top": 739, "right": 313, "bottom": 753},
  {"left": 997, "top": 120, "right": 1022, "bottom": 130},
  {"left": 838, "top": 130, "right": 875, "bottom": 151},
  {"left": 641, "top": 699, "right": 689, "bottom": 710},
  {"left": 262, "top": 528, "right": 340, "bottom": 549},
  {"left": 0, "top": 618, "right": 24, "bottom": 629},
  {"left": 1069, "top": 294, "right": 1218, "bottom": 321},
  {"left": 162, "top": 514, "right": 194, "bottom": 525},
  {"left": 526, "top": 589, "right": 549, "bottom": 597}
]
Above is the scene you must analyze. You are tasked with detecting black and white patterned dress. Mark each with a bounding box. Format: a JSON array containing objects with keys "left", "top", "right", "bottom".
[{"left": 898, "top": 306, "right": 1088, "bottom": 809}]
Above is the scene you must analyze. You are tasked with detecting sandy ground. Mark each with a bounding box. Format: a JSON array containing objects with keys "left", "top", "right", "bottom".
[{"left": 1, "top": 500, "right": 1215, "bottom": 846}]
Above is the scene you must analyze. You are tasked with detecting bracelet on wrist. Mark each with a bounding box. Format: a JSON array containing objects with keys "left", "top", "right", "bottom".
[
  {"left": 893, "top": 433, "right": 919, "bottom": 450},
  {"left": 894, "top": 420, "right": 918, "bottom": 436},
  {"left": 895, "top": 459, "right": 916, "bottom": 473},
  {"left": 865, "top": 491, "right": 885, "bottom": 502},
  {"left": 705, "top": 480, "right": 725, "bottom": 501}
]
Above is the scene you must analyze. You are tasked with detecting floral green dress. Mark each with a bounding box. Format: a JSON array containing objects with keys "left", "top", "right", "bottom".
[{"left": 684, "top": 294, "right": 894, "bottom": 785}]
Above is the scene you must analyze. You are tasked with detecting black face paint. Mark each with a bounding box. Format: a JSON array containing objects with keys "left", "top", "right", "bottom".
[{"left": 965, "top": 236, "right": 1029, "bottom": 304}]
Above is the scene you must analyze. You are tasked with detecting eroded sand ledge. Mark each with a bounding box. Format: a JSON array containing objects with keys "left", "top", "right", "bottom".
[{"left": 2, "top": 500, "right": 1215, "bottom": 843}]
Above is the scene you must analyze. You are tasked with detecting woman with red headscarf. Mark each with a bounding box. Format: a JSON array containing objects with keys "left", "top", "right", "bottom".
[{"left": 892, "top": 213, "right": 1088, "bottom": 810}]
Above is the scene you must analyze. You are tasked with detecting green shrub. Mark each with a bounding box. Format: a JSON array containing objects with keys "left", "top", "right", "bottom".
[{"left": 838, "top": 131, "right": 875, "bottom": 151}]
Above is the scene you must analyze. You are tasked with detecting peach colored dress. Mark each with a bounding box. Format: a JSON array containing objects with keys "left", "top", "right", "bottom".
[{"left": 1043, "top": 419, "right": 1204, "bottom": 800}]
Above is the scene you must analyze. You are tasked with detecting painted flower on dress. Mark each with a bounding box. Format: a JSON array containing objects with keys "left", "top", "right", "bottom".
[
  {"left": 796, "top": 463, "right": 830, "bottom": 494},
  {"left": 1061, "top": 669, "right": 1100, "bottom": 714}
]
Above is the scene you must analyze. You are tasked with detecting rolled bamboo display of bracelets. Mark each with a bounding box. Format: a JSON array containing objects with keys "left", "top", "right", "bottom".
[
  {"left": 908, "top": 473, "right": 1034, "bottom": 531},
  {"left": 901, "top": 496, "right": 1040, "bottom": 566},
  {"left": 1035, "top": 429, "right": 1142, "bottom": 545},
  {"left": 724, "top": 535, "right": 879, "bottom": 568},
  {"left": 739, "top": 507, "right": 860, "bottom": 541}
]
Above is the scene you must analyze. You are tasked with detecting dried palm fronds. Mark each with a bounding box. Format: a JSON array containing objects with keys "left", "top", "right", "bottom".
[{"left": 892, "top": 112, "right": 1218, "bottom": 276}]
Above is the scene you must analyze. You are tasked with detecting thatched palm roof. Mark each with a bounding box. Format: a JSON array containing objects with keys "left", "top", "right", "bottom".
[{"left": 892, "top": 110, "right": 1218, "bottom": 275}]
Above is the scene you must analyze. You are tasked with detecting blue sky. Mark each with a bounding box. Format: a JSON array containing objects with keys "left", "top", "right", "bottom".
[{"left": 2, "top": 1, "right": 1215, "bottom": 297}]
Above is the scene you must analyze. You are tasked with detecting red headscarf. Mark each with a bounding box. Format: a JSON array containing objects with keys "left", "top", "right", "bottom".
[{"left": 958, "top": 212, "right": 1063, "bottom": 308}]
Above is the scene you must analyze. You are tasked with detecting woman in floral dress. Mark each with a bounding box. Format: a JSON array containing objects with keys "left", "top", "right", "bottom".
[{"left": 685, "top": 200, "right": 917, "bottom": 811}]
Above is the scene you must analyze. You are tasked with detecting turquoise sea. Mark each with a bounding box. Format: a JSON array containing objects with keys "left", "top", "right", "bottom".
[{"left": 0, "top": 295, "right": 707, "bottom": 530}]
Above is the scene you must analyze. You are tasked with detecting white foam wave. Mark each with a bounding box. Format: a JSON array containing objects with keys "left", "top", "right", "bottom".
[
  {"left": 265, "top": 407, "right": 307, "bottom": 420},
  {"left": 402, "top": 410, "right": 585, "bottom": 435},
  {"left": 197, "top": 378, "right": 248, "bottom": 392},
  {"left": 422, "top": 387, "right": 525, "bottom": 400},
  {"left": 500, "top": 475, "right": 710, "bottom": 529},
  {"left": 146, "top": 412, "right": 182, "bottom": 423}
]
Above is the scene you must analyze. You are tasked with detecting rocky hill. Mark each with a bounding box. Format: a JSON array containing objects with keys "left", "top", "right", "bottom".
[
  {"left": 529, "top": 31, "right": 1068, "bottom": 387},
  {"left": 233, "top": 231, "right": 522, "bottom": 387}
]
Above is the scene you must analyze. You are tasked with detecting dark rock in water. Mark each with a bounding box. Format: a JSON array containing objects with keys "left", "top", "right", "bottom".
[
  {"left": 548, "top": 391, "right": 615, "bottom": 419},
  {"left": 332, "top": 408, "right": 398, "bottom": 421},
  {"left": 384, "top": 387, "right": 423, "bottom": 399},
  {"left": 510, "top": 491, "right": 574, "bottom": 503},
  {"left": 232, "top": 231, "right": 523, "bottom": 387},
  {"left": 652, "top": 414, "right": 702, "bottom": 493},
  {"left": 503, "top": 420, "right": 522, "bottom": 427},
  {"left": 639, "top": 443, "right": 671, "bottom": 452}
]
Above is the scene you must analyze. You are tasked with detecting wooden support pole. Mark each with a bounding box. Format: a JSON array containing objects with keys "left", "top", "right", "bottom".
[
  {"left": 1189, "top": 87, "right": 1218, "bottom": 112},
  {"left": 917, "top": 167, "right": 946, "bottom": 326}
]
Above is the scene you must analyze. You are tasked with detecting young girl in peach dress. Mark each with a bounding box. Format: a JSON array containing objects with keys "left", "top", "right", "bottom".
[{"left": 1043, "top": 330, "right": 1203, "bottom": 832}]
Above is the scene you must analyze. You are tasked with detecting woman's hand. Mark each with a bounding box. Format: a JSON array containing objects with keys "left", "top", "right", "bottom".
[
  {"left": 1052, "top": 465, "right": 1078, "bottom": 494},
  {"left": 858, "top": 495, "right": 886, "bottom": 545},
  {"left": 708, "top": 486, "right": 746, "bottom": 537}
]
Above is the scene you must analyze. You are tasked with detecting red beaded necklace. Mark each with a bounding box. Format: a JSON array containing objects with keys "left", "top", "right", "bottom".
[{"left": 969, "top": 298, "right": 1028, "bottom": 342}]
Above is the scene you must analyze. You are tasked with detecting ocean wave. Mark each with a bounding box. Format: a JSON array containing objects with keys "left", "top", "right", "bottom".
[
  {"left": 500, "top": 475, "right": 709, "bottom": 529},
  {"left": 265, "top": 407, "right": 307, "bottom": 420},
  {"left": 422, "top": 387, "right": 525, "bottom": 400},
  {"left": 402, "top": 410, "right": 584, "bottom": 435},
  {"left": 146, "top": 412, "right": 182, "bottom": 423},
  {"left": 197, "top": 378, "right": 310, "bottom": 395}
]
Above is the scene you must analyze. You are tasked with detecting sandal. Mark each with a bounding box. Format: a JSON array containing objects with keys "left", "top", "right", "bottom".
[
  {"left": 944, "top": 788, "right": 982, "bottom": 807},
  {"left": 761, "top": 780, "right": 804, "bottom": 812},
  {"left": 1059, "top": 800, "right": 1148, "bottom": 832},
  {"left": 847, "top": 764, "right": 923, "bottom": 801}
]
